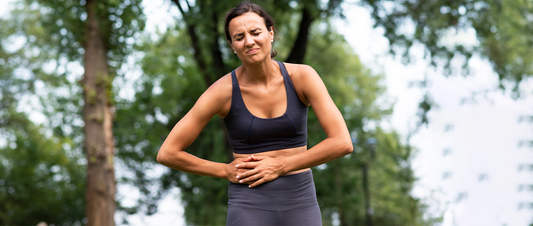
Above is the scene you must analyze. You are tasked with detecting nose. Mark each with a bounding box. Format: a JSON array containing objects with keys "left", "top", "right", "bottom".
[{"left": 244, "top": 34, "right": 255, "bottom": 47}]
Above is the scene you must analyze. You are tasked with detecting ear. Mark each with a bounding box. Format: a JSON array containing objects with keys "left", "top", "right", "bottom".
[
  {"left": 269, "top": 26, "right": 274, "bottom": 40},
  {"left": 228, "top": 40, "right": 234, "bottom": 51}
]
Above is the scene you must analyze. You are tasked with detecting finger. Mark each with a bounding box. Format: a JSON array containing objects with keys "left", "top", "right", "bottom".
[
  {"left": 236, "top": 169, "right": 259, "bottom": 180},
  {"left": 236, "top": 162, "right": 258, "bottom": 169},
  {"left": 250, "top": 155, "right": 265, "bottom": 161},
  {"left": 239, "top": 172, "right": 262, "bottom": 184},
  {"left": 231, "top": 177, "right": 253, "bottom": 184},
  {"left": 248, "top": 177, "right": 268, "bottom": 188},
  {"left": 229, "top": 158, "right": 244, "bottom": 167},
  {"left": 236, "top": 168, "right": 252, "bottom": 174},
  {"left": 242, "top": 156, "right": 254, "bottom": 162},
  {"left": 239, "top": 168, "right": 265, "bottom": 181}
]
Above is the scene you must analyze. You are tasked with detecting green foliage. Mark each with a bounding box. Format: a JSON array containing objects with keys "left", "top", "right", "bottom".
[
  {"left": 360, "top": 0, "right": 533, "bottom": 97},
  {"left": 304, "top": 25, "right": 389, "bottom": 137},
  {"left": 315, "top": 129, "right": 432, "bottom": 226},
  {"left": 113, "top": 27, "right": 230, "bottom": 224},
  {"left": 369, "top": 129, "right": 430, "bottom": 225},
  {"left": 0, "top": 109, "right": 85, "bottom": 225},
  {"left": 0, "top": 5, "right": 86, "bottom": 224},
  {"left": 1, "top": 0, "right": 146, "bottom": 140},
  {"left": 3, "top": 0, "right": 146, "bottom": 116},
  {"left": 1, "top": 0, "right": 146, "bottom": 223},
  {"left": 304, "top": 24, "right": 437, "bottom": 225},
  {"left": 1, "top": 1, "right": 85, "bottom": 136},
  {"left": 19, "top": 0, "right": 146, "bottom": 70}
]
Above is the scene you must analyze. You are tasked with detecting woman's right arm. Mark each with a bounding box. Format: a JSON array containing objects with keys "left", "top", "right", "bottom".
[{"left": 156, "top": 75, "right": 238, "bottom": 181}]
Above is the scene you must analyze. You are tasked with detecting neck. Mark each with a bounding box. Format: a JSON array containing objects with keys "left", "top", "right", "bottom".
[{"left": 239, "top": 59, "right": 277, "bottom": 85}]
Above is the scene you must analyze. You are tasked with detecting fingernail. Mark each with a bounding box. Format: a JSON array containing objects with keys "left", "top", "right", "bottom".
[
  {"left": 239, "top": 180, "right": 243, "bottom": 183},
  {"left": 235, "top": 164, "right": 239, "bottom": 167},
  {"left": 236, "top": 175, "right": 240, "bottom": 179}
]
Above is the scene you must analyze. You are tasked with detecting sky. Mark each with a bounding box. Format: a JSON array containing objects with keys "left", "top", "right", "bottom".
[
  {"left": 336, "top": 2, "right": 533, "bottom": 226},
  {"left": 2, "top": 1, "right": 533, "bottom": 225}
]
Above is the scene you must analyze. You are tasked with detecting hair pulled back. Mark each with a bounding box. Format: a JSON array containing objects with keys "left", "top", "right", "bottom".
[{"left": 224, "top": 1, "right": 278, "bottom": 58}]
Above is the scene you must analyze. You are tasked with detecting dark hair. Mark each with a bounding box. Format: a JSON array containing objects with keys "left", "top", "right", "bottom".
[{"left": 224, "top": 1, "right": 278, "bottom": 58}]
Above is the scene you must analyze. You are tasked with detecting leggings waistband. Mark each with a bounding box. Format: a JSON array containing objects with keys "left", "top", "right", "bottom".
[{"left": 228, "top": 170, "right": 318, "bottom": 211}]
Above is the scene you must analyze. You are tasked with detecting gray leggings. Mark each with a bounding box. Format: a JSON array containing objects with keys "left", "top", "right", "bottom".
[{"left": 227, "top": 170, "right": 322, "bottom": 226}]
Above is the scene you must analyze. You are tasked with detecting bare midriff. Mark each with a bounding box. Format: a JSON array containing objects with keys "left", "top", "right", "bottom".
[{"left": 233, "top": 145, "right": 310, "bottom": 176}]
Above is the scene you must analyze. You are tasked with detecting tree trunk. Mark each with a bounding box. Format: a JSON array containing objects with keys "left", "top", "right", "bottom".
[
  {"left": 362, "top": 163, "right": 372, "bottom": 226},
  {"left": 82, "top": 1, "right": 116, "bottom": 225},
  {"left": 334, "top": 163, "right": 348, "bottom": 226},
  {"left": 285, "top": 6, "right": 315, "bottom": 64}
]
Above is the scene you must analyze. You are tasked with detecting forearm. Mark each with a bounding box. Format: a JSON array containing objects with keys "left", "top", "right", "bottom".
[
  {"left": 234, "top": 136, "right": 353, "bottom": 187},
  {"left": 157, "top": 150, "right": 228, "bottom": 180},
  {"left": 280, "top": 137, "right": 353, "bottom": 174}
]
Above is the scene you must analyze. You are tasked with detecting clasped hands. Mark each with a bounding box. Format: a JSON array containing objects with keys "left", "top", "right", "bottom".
[{"left": 226, "top": 155, "right": 285, "bottom": 188}]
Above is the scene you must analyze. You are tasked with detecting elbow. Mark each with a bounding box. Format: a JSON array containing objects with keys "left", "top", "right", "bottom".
[
  {"left": 156, "top": 148, "right": 171, "bottom": 166},
  {"left": 156, "top": 151, "right": 165, "bottom": 165},
  {"left": 340, "top": 138, "right": 354, "bottom": 156},
  {"left": 157, "top": 146, "right": 186, "bottom": 167}
]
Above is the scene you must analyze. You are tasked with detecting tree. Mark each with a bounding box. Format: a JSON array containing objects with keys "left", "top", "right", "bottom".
[
  {"left": 0, "top": 111, "right": 86, "bottom": 225},
  {"left": 357, "top": 1, "right": 533, "bottom": 222},
  {"left": 305, "top": 25, "right": 439, "bottom": 225},
  {"left": 1, "top": 0, "right": 145, "bottom": 224},
  {"left": 115, "top": 26, "right": 232, "bottom": 225},
  {"left": 82, "top": 1, "right": 117, "bottom": 223},
  {"left": 359, "top": 0, "right": 533, "bottom": 97},
  {"left": 0, "top": 7, "right": 85, "bottom": 224}
]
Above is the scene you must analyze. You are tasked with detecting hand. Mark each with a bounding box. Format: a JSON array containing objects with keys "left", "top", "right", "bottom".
[
  {"left": 235, "top": 155, "right": 285, "bottom": 188},
  {"left": 226, "top": 157, "right": 254, "bottom": 184}
]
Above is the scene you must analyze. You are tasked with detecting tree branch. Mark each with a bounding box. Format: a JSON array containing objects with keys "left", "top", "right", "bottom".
[
  {"left": 285, "top": 6, "right": 316, "bottom": 64},
  {"left": 209, "top": 8, "right": 226, "bottom": 81},
  {"left": 184, "top": 0, "right": 191, "bottom": 12},
  {"left": 172, "top": 0, "right": 188, "bottom": 19},
  {"left": 171, "top": 0, "right": 212, "bottom": 85}
]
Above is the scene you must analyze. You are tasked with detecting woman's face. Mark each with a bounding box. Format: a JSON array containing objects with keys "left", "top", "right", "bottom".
[{"left": 228, "top": 12, "right": 274, "bottom": 64}]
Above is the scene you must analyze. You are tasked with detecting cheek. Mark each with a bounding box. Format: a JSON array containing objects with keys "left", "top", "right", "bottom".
[{"left": 234, "top": 42, "right": 244, "bottom": 50}]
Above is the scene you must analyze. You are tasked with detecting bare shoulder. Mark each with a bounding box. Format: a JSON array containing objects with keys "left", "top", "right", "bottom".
[
  {"left": 198, "top": 72, "right": 233, "bottom": 118},
  {"left": 205, "top": 72, "right": 232, "bottom": 99},
  {"left": 283, "top": 63, "right": 318, "bottom": 80},
  {"left": 281, "top": 63, "right": 323, "bottom": 106}
]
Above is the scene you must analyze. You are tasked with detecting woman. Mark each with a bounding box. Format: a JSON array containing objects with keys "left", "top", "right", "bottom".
[{"left": 157, "top": 2, "right": 353, "bottom": 225}]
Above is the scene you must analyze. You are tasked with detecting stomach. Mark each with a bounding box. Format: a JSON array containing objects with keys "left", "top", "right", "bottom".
[{"left": 232, "top": 145, "right": 310, "bottom": 176}]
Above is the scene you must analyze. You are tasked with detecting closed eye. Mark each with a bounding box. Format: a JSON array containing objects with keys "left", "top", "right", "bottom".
[
  {"left": 233, "top": 28, "right": 262, "bottom": 41},
  {"left": 234, "top": 35, "right": 244, "bottom": 41}
]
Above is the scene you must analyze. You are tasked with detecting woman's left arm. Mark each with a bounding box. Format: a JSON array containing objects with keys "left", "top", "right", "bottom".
[{"left": 237, "top": 64, "right": 353, "bottom": 187}]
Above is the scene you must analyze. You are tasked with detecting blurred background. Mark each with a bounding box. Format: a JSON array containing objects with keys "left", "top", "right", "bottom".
[{"left": 1, "top": 0, "right": 532, "bottom": 225}]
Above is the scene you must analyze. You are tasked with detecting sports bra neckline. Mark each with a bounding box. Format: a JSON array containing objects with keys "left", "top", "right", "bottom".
[
  {"left": 231, "top": 61, "right": 289, "bottom": 120},
  {"left": 224, "top": 61, "right": 308, "bottom": 154}
]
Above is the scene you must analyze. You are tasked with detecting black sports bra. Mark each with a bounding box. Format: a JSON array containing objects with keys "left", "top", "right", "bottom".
[{"left": 223, "top": 61, "right": 308, "bottom": 154}]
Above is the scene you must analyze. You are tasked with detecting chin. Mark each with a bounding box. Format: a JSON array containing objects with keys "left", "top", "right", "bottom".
[{"left": 243, "top": 53, "right": 271, "bottom": 64}]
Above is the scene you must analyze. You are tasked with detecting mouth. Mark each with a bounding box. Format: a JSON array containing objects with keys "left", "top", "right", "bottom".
[{"left": 246, "top": 48, "right": 259, "bottom": 54}]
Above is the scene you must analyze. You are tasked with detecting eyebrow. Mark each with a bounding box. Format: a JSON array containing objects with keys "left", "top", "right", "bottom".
[{"left": 233, "top": 28, "right": 262, "bottom": 39}]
